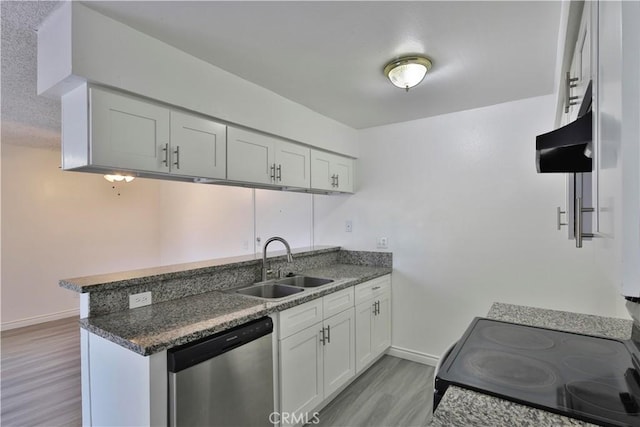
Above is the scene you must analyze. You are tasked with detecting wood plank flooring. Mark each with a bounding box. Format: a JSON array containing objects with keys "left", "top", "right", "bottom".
[
  {"left": 316, "top": 356, "right": 435, "bottom": 427},
  {"left": 1, "top": 317, "right": 433, "bottom": 427},
  {"left": 1, "top": 317, "right": 82, "bottom": 427}
]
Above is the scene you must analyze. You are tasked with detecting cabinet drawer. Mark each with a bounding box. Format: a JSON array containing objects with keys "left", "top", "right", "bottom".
[
  {"left": 323, "top": 287, "right": 355, "bottom": 319},
  {"left": 279, "top": 298, "right": 323, "bottom": 339},
  {"left": 355, "top": 275, "right": 391, "bottom": 305}
]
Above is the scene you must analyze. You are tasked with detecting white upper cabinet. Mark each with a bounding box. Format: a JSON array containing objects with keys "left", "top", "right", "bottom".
[
  {"left": 169, "top": 111, "right": 226, "bottom": 179},
  {"left": 227, "top": 127, "right": 311, "bottom": 188},
  {"left": 91, "top": 87, "right": 170, "bottom": 173},
  {"left": 310, "top": 149, "right": 354, "bottom": 193},
  {"left": 64, "top": 85, "right": 353, "bottom": 193},
  {"left": 89, "top": 87, "right": 226, "bottom": 179},
  {"left": 568, "top": 4, "right": 592, "bottom": 121}
]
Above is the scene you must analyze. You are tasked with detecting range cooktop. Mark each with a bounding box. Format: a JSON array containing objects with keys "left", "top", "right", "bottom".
[{"left": 435, "top": 318, "right": 640, "bottom": 426}]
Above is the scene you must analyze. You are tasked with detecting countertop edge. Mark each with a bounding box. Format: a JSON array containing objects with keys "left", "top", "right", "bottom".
[
  {"left": 61, "top": 246, "right": 342, "bottom": 293},
  {"left": 80, "top": 266, "right": 392, "bottom": 356}
]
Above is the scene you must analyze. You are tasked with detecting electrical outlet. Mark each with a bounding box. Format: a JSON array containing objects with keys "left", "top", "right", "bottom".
[
  {"left": 376, "top": 237, "right": 388, "bottom": 249},
  {"left": 129, "top": 291, "right": 152, "bottom": 309},
  {"left": 345, "top": 220, "right": 353, "bottom": 232}
]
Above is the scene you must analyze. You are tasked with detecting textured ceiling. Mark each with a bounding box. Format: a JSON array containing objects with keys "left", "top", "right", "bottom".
[
  {"left": 1, "top": 1, "right": 561, "bottom": 150},
  {"left": 1, "top": 1, "right": 62, "bottom": 150}
]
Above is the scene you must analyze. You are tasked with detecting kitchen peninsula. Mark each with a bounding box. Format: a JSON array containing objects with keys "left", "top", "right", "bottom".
[{"left": 61, "top": 246, "right": 392, "bottom": 426}]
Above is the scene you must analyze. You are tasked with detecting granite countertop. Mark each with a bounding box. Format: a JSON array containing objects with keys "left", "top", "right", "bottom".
[
  {"left": 81, "top": 263, "right": 392, "bottom": 356},
  {"left": 430, "top": 302, "right": 634, "bottom": 427}
]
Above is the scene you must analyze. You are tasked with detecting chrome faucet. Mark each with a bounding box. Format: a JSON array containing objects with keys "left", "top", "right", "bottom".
[{"left": 262, "top": 236, "right": 293, "bottom": 281}]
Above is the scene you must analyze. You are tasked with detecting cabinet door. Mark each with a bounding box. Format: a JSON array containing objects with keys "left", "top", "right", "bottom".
[
  {"left": 323, "top": 308, "right": 355, "bottom": 397},
  {"left": 279, "top": 326, "right": 324, "bottom": 424},
  {"left": 91, "top": 87, "right": 170, "bottom": 172},
  {"left": 310, "top": 150, "right": 355, "bottom": 193},
  {"left": 276, "top": 141, "right": 310, "bottom": 188},
  {"left": 170, "top": 111, "right": 226, "bottom": 179},
  {"left": 355, "top": 301, "right": 374, "bottom": 373},
  {"left": 333, "top": 157, "right": 354, "bottom": 193},
  {"left": 227, "top": 127, "right": 276, "bottom": 185},
  {"left": 373, "top": 291, "right": 392, "bottom": 357},
  {"left": 310, "top": 150, "right": 335, "bottom": 191},
  {"left": 569, "top": 4, "right": 592, "bottom": 122}
]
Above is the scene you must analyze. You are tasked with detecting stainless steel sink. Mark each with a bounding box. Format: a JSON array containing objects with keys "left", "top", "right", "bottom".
[
  {"left": 273, "top": 275, "right": 334, "bottom": 288},
  {"left": 235, "top": 283, "right": 304, "bottom": 299}
]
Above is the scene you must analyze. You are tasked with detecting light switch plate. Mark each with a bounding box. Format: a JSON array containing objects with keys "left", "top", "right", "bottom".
[
  {"left": 129, "top": 291, "right": 152, "bottom": 309},
  {"left": 376, "top": 237, "right": 388, "bottom": 249}
]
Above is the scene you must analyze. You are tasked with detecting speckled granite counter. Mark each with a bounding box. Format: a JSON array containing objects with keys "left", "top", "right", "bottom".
[
  {"left": 430, "top": 303, "right": 633, "bottom": 427},
  {"left": 78, "top": 261, "right": 391, "bottom": 355}
]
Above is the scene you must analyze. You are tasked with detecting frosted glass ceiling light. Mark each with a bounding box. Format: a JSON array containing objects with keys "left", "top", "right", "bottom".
[
  {"left": 384, "top": 55, "right": 433, "bottom": 91},
  {"left": 104, "top": 174, "right": 135, "bottom": 183}
]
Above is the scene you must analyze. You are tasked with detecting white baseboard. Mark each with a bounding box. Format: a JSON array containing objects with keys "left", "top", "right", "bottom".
[
  {"left": 387, "top": 345, "right": 439, "bottom": 367},
  {"left": 1, "top": 308, "right": 80, "bottom": 331}
]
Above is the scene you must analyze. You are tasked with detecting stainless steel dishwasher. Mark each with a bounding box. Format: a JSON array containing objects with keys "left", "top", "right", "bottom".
[{"left": 167, "top": 317, "right": 274, "bottom": 426}]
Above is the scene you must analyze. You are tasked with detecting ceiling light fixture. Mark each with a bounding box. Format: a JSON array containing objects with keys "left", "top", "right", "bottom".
[
  {"left": 383, "top": 55, "right": 433, "bottom": 91},
  {"left": 104, "top": 174, "right": 135, "bottom": 183}
]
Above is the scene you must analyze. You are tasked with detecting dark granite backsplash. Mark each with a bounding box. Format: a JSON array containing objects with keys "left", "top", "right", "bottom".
[
  {"left": 339, "top": 250, "right": 392, "bottom": 267},
  {"left": 76, "top": 247, "right": 391, "bottom": 317}
]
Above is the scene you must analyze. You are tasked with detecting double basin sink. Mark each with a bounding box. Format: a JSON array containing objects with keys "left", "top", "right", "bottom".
[{"left": 234, "top": 276, "right": 334, "bottom": 300}]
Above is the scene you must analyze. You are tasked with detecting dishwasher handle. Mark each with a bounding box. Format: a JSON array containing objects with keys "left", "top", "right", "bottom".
[{"left": 168, "top": 317, "right": 273, "bottom": 373}]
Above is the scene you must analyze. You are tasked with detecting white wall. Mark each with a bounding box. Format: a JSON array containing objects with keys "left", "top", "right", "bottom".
[
  {"left": 1, "top": 143, "right": 162, "bottom": 328},
  {"left": 1, "top": 145, "right": 316, "bottom": 328},
  {"left": 158, "top": 182, "right": 254, "bottom": 265},
  {"left": 314, "top": 94, "right": 627, "bottom": 361}
]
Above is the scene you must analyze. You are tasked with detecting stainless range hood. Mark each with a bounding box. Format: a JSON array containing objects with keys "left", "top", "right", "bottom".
[{"left": 536, "top": 81, "right": 593, "bottom": 173}]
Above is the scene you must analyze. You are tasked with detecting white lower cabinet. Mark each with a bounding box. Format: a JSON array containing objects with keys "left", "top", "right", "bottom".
[
  {"left": 278, "top": 288, "right": 355, "bottom": 427},
  {"left": 280, "top": 325, "right": 324, "bottom": 421},
  {"left": 322, "top": 309, "right": 356, "bottom": 397},
  {"left": 277, "top": 277, "right": 392, "bottom": 426},
  {"left": 355, "top": 275, "right": 392, "bottom": 373}
]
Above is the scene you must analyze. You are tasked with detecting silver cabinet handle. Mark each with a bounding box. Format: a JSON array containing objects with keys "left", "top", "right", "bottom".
[
  {"left": 270, "top": 164, "right": 276, "bottom": 181},
  {"left": 277, "top": 164, "right": 282, "bottom": 182},
  {"left": 556, "top": 207, "right": 568, "bottom": 230},
  {"left": 372, "top": 286, "right": 381, "bottom": 291},
  {"left": 173, "top": 146, "right": 180, "bottom": 170},
  {"left": 330, "top": 174, "right": 337, "bottom": 187},
  {"left": 320, "top": 328, "right": 326, "bottom": 345},
  {"left": 564, "top": 72, "right": 579, "bottom": 113},
  {"left": 377, "top": 301, "right": 380, "bottom": 315},
  {"left": 161, "top": 143, "right": 169, "bottom": 167},
  {"left": 336, "top": 174, "right": 339, "bottom": 188},
  {"left": 326, "top": 325, "right": 330, "bottom": 344},
  {"left": 575, "top": 196, "right": 594, "bottom": 248}
]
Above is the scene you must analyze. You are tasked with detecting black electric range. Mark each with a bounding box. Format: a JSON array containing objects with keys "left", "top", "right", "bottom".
[{"left": 434, "top": 318, "right": 640, "bottom": 426}]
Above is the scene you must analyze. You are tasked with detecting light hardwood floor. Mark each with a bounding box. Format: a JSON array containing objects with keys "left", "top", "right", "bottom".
[
  {"left": 1, "top": 317, "right": 82, "bottom": 427},
  {"left": 316, "top": 356, "right": 435, "bottom": 427},
  {"left": 1, "top": 318, "right": 433, "bottom": 427}
]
